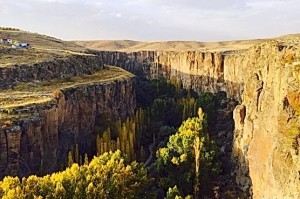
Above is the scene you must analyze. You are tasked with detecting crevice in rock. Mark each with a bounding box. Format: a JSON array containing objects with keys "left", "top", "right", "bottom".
[{"left": 208, "top": 95, "right": 249, "bottom": 198}]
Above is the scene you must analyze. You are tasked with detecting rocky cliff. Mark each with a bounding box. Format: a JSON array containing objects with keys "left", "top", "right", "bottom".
[
  {"left": 0, "top": 68, "right": 136, "bottom": 178},
  {"left": 94, "top": 50, "right": 242, "bottom": 100},
  {"left": 0, "top": 54, "right": 104, "bottom": 88},
  {"left": 96, "top": 38, "right": 300, "bottom": 198},
  {"left": 231, "top": 40, "right": 300, "bottom": 198}
]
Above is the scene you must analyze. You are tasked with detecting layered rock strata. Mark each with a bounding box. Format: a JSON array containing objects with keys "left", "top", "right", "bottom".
[
  {"left": 0, "top": 72, "right": 135, "bottom": 178},
  {"left": 95, "top": 50, "right": 242, "bottom": 100},
  {"left": 96, "top": 39, "right": 300, "bottom": 198}
]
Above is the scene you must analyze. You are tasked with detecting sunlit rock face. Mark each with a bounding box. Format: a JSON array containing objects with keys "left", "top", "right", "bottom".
[
  {"left": 0, "top": 75, "right": 136, "bottom": 178},
  {"left": 99, "top": 38, "right": 300, "bottom": 198},
  {"left": 228, "top": 41, "right": 300, "bottom": 198}
]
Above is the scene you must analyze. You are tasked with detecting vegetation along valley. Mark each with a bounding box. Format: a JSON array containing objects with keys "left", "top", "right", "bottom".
[{"left": 0, "top": 1, "right": 300, "bottom": 198}]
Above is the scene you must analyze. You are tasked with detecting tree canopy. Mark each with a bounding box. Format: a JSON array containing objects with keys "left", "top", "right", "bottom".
[
  {"left": 0, "top": 150, "right": 150, "bottom": 199},
  {"left": 155, "top": 108, "right": 219, "bottom": 196}
]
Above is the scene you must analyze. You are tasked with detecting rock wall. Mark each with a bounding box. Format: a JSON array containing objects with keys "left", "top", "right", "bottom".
[
  {"left": 0, "top": 54, "right": 104, "bottom": 88},
  {"left": 93, "top": 50, "right": 155, "bottom": 79},
  {"left": 0, "top": 77, "right": 136, "bottom": 178},
  {"left": 231, "top": 41, "right": 300, "bottom": 198},
  {"left": 95, "top": 50, "right": 242, "bottom": 100},
  {"left": 97, "top": 39, "right": 300, "bottom": 198}
]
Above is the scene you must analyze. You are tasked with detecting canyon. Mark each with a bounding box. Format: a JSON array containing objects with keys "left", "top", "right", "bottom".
[
  {"left": 0, "top": 65, "right": 136, "bottom": 178},
  {"left": 89, "top": 38, "right": 300, "bottom": 198},
  {"left": 0, "top": 30, "right": 299, "bottom": 198}
]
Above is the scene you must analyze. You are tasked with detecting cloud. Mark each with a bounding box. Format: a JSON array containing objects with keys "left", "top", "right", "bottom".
[
  {"left": 110, "top": 12, "right": 123, "bottom": 18},
  {"left": 29, "top": 0, "right": 72, "bottom": 3},
  {"left": 0, "top": 0, "right": 300, "bottom": 41},
  {"left": 246, "top": 0, "right": 288, "bottom": 10},
  {"left": 127, "top": 0, "right": 247, "bottom": 11}
]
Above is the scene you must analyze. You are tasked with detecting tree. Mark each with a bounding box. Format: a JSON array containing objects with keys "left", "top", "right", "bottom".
[
  {"left": 155, "top": 108, "right": 218, "bottom": 196},
  {"left": 75, "top": 144, "right": 80, "bottom": 164},
  {"left": 84, "top": 153, "right": 89, "bottom": 165},
  {"left": 193, "top": 137, "right": 202, "bottom": 198},
  {"left": 0, "top": 151, "right": 151, "bottom": 199},
  {"left": 67, "top": 151, "right": 74, "bottom": 168}
]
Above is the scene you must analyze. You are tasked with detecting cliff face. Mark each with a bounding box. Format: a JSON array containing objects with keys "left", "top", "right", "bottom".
[
  {"left": 231, "top": 41, "right": 300, "bottom": 198},
  {"left": 0, "top": 78, "right": 135, "bottom": 178},
  {"left": 0, "top": 54, "right": 104, "bottom": 88},
  {"left": 97, "top": 39, "right": 300, "bottom": 198},
  {"left": 95, "top": 50, "right": 242, "bottom": 100}
]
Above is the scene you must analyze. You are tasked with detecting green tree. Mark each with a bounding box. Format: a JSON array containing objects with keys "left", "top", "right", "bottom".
[
  {"left": 0, "top": 151, "right": 151, "bottom": 199},
  {"left": 84, "top": 153, "right": 89, "bottom": 165},
  {"left": 67, "top": 151, "right": 74, "bottom": 168},
  {"left": 155, "top": 108, "right": 218, "bottom": 196}
]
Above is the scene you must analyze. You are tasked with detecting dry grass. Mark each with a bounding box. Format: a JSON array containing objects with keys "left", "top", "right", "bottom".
[
  {"left": 0, "top": 66, "right": 133, "bottom": 124},
  {"left": 74, "top": 39, "right": 268, "bottom": 52},
  {"left": 74, "top": 33, "right": 300, "bottom": 52},
  {"left": 0, "top": 93, "right": 54, "bottom": 109},
  {"left": 0, "top": 48, "right": 69, "bottom": 67},
  {"left": 0, "top": 66, "right": 133, "bottom": 110},
  {"left": 0, "top": 29, "right": 89, "bottom": 66},
  {"left": 0, "top": 47, "right": 94, "bottom": 67},
  {"left": 0, "top": 29, "right": 85, "bottom": 52}
]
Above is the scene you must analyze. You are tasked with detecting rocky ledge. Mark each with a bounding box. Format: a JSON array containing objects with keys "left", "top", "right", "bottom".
[
  {"left": 0, "top": 54, "right": 104, "bottom": 88},
  {"left": 0, "top": 63, "right": 136, "bottom": 178}
]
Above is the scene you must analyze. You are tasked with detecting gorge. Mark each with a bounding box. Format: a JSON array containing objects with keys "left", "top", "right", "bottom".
[
  {"left": 0, "top": 30, "right": 299, "bottom": 198},
  {"left": 90, "top": 38, "right": 300, "bottom": 198}
]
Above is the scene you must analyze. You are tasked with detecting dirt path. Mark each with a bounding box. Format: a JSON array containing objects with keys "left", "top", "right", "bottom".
[{"left": 144, "top": 135, "right": 156, "bottom": 167}]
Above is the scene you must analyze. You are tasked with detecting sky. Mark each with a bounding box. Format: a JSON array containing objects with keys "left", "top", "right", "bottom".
[{"left": 0, "top": 0, "right": 300, "bottom": 41}]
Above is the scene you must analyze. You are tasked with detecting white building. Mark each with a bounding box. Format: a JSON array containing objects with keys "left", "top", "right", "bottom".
[{"left": 0, "top": 38, "right": 13, "bottom": 45}]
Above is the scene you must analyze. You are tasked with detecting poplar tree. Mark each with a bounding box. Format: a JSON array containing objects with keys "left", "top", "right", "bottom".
[{"left": 67, "top": 151, "right": 74, "bottom": 168}]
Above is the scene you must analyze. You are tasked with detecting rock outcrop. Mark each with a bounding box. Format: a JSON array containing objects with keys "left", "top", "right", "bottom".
[
  {"left": 0, "top": 73, "right": 135, "bottom": 178},
  {"left": 231, "top": 41, "right": 300, "bottom": 198},
  {"left": 0, "top": 54, "right": 104, "bottom": 88},
  {"left": 96, "top": 38, "right": 300, "bottom": 198}
]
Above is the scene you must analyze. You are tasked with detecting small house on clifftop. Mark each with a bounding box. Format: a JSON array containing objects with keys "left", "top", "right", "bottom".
[{"left": 0, "top": 38, "right": 13, "bottom": 45}]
